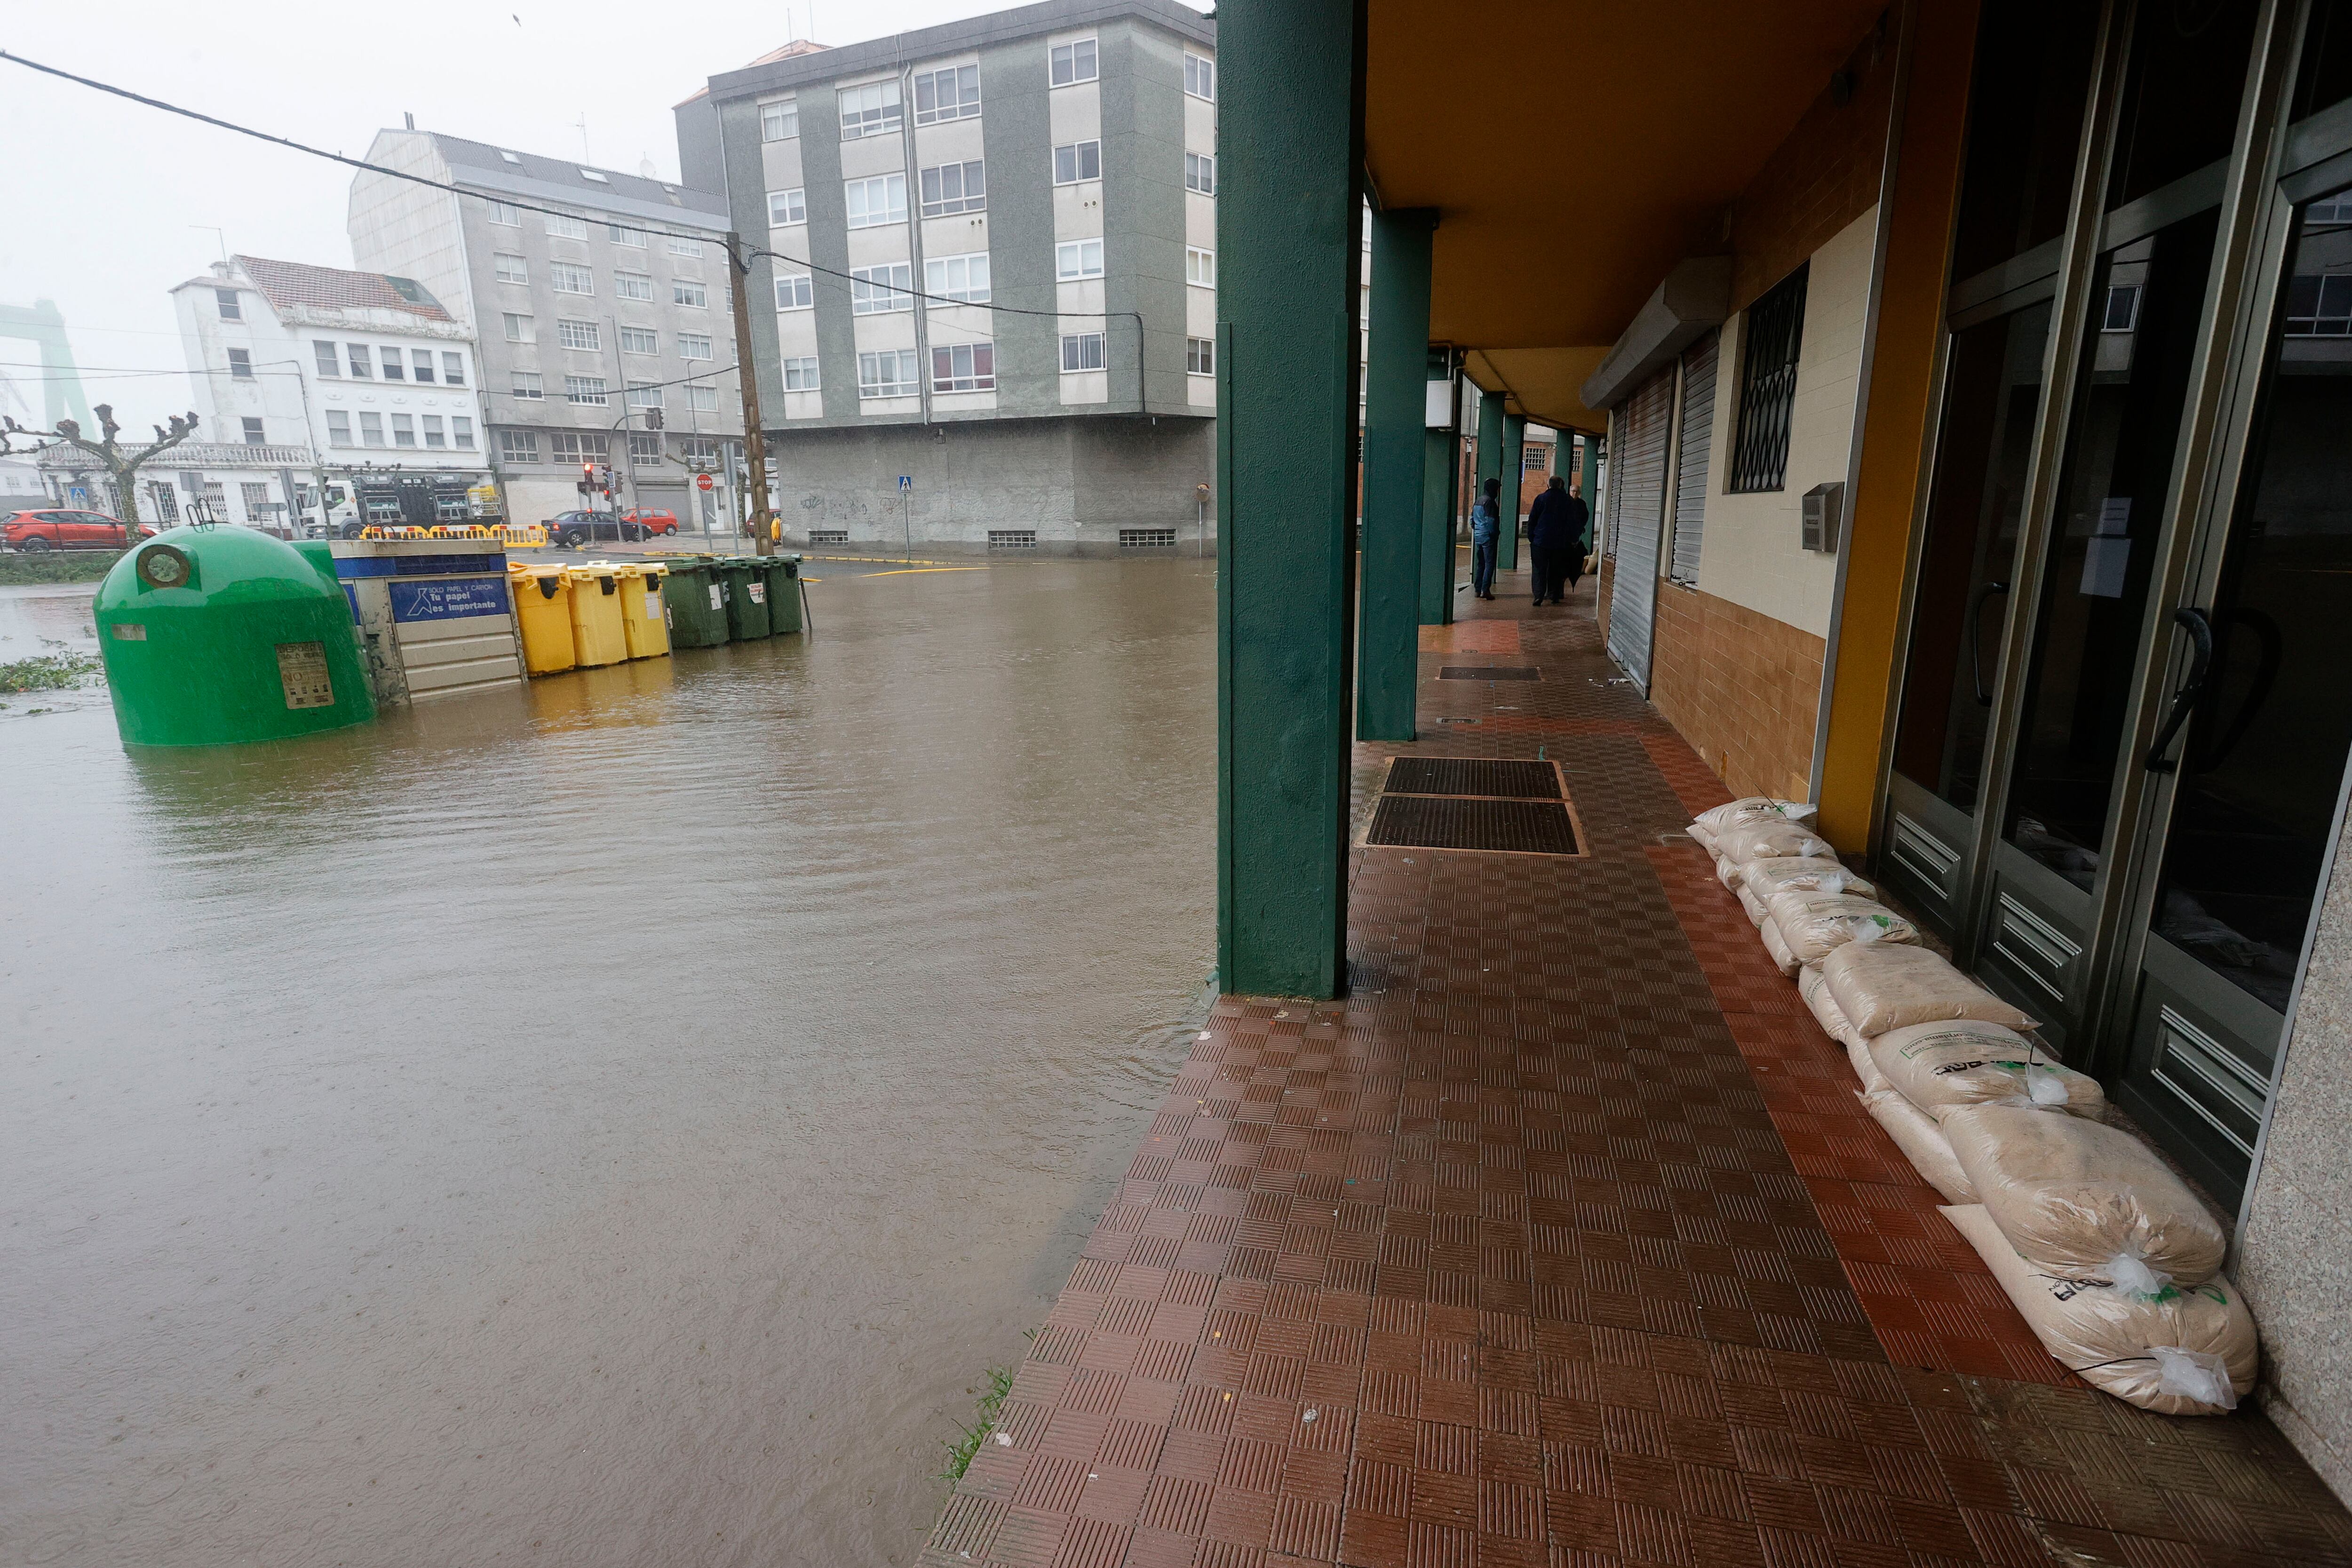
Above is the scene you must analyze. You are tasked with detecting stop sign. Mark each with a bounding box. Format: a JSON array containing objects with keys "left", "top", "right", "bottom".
[{"left": 696, "top": 472, "right": 715, "bottom": 492}]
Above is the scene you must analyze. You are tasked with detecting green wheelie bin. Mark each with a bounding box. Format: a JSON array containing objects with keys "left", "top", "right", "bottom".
[
  {"left": 714, "top": 558, "right": 771, "bottom": 641},
  {"left": 763, "top": 554, "right": 803, "bottom": 636},
  {"left": 660, "top": 556, "right": 731, "bottom": 648}
]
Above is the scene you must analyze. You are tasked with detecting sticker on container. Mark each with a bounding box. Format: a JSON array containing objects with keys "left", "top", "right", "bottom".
[
  {"left": 749, "top": 581, "right": 766, "bottom": 603},
  {"left": 647, "top": 597, "right": 664, "bottom": 618},
  {"left": 111, "top": 622, "right": 147, "bottom": 641},
  {"left": 276, "top": 641, "right": 335, "bottom": 709},
  {"left": 708, "top": 584, "right": 723, "bottom": 610}
]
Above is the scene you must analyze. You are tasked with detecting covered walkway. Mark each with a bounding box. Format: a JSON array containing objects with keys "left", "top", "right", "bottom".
[{"left": 923, "top": 573, "right": 2349, "bottom": 1568}]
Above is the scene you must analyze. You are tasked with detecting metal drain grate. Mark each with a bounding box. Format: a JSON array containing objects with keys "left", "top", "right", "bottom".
[
  {"left": 1366, "top": 796, "right": 1581, "bottom": 854},
  {"left": 1384, "top": 758, "right": 1561, "bottom": 799},
  {"left": 1438, "top": 666, "right": 1540, "bottom": 681}
]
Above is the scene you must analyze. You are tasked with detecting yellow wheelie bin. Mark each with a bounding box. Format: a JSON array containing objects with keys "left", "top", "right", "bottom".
[
  {"left": 609, "top": 561, "right": 671, "bottom": 660},
  {"left": 564, "top": 563, "right": 629, "bottom": 668},
  {"left": 509, "top": 562, "right": 577, "bottom": 675}
]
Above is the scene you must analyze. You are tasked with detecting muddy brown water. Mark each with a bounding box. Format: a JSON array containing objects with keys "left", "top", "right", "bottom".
[{"left": 0, "top": 557, "right": 1216, "bottom": 1567}]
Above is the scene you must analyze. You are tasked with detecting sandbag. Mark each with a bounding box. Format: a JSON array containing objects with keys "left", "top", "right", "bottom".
[
  {"left": 1715, "top": 854, "right": 1741, "bottom": 890},
  {"left": 1798, "top": 964, "right": 1870, "bottom": 1055},
  {"left": 1715, "top": 819, "right": 1835, "bottom": 864},
  {"left": 1942, "top": 1204, "right": 2255, "bottom": 1415},
  {"left": 1764, "top": 889, "right": 1920, "bottom": 966},
  {"left": 1742, "top": 856, "right": 1875, "bottom": 902},
  {"left": 1689, "top": 821, "right": 1719, "bottom": 855},
  {"left": 1759, "top": 916, "right": 1801, "bottom": 977},
  {"left": 1820, "top": 941, "right": 2039, "bottom": 1038},
  {"left": 1861, "top": 1089, "right": 1974, "bottom": 1202},
  {"left": 1693, "top": 796, "right": 1815, "bottom": 835},
  {"left": 1846, "top": 1032, "right": 1891, "bottom": 1092},
  {"left": 1868, "top": 1020, "right": 2106, "bottom": 1122},
  {"left": 1736, "top": 883, "right": 1770, "bottom": 927},
  {"left": 1942, "top": 1104, "right": 2226, "bottom": 1289}
]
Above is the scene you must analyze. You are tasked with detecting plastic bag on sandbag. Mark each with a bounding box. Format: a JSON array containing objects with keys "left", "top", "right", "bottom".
[
  {"left": 1741, "top": 857, "right": 1875, "bottom": 902},
  {"left": 1941, "top": 1204, "right": 2256, "bottom": 1415},
  {"left": 1765, "top": 889, "right": 1921, "bottom": 966},
  {"left": 1820, "top": 941, "right": 2040, "bottom": 1038},
  {"left": 1693, "top": 796, "right": 1816, "bottom": 835},
  {"left": 1737, "top": 883, "right": 1770, "bottom": 927},
  {"left": 1689, "top": 821, "right": 1719, "bottom": 855},
  {"left": 1867, "top": 1019, "right": 2106, "bottom": 1122},
  {"left": 1941, "top": 1104, "right": 2227, "bottom": 1288},
  {"left": 1799, "top": 964, "right": 1871, "bottom": 1054},
  {"left": 1760, "top": 915, "right": 1801, "bottom": 977},
  {"left": 1716, "top": 819, "right": 1835, "bottom": 864},
  {"left": 1861, "top": 1089, "right": 1975, "bottom": 1202}
]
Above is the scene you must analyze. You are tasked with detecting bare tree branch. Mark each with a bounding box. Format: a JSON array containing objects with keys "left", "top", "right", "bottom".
[{"left": 2, "top": 407, "right": 199, "bottom": 531}]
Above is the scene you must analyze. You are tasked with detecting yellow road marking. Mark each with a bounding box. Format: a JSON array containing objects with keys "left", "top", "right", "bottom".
[{"left": 852, "top": 566, "right": 992, "bottom": 578}]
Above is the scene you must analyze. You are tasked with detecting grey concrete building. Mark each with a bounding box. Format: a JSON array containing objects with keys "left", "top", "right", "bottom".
[
  {"left": 347, "top": 132, "right": 747, "bottom": 532},
  {"left": 677, "top": 0, "right": 1216, "bottom": 553}
]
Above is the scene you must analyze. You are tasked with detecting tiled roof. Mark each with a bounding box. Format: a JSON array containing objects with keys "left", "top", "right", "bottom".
[{"left": 234, "top": 256, "right": 453, "bottom": 321}]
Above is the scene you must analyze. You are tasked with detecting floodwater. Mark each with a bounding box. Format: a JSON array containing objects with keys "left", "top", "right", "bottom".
[{"left": 0, "top": 556, "right": 1218, "bottom": 1568}]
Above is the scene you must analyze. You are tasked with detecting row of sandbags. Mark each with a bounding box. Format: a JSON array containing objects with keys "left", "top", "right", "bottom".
[{"left": 1690, "top": 796, "right": 2257, "bottom": 1416}]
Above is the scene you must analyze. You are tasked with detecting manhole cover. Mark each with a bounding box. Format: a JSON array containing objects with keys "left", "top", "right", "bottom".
[
  {"left": 1438, "top": 666, "right": 1540, "bottom": 681},
  {"left": 1384, "top": 758, "right": 1561, "bottom": 799},
  {"left": 1366, "top": 796, "right": 1582, "bottom": 854}
]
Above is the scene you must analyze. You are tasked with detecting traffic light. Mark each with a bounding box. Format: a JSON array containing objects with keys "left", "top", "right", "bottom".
[
  {"left": 578, "top": 463, "right": 593, "bottom": 496},
  {"left": 645, "top": 409, "right": 663, "bottom": 431}
]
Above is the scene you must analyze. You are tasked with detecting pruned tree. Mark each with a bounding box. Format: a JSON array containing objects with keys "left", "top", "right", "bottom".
[{"left": 2, "top": 405, "right": 200, "bottom": 533}]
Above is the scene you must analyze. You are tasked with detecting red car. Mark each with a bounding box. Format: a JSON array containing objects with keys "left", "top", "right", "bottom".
[
  {"left": 3, "top": 509, "right": 157, "bottom": 552},
  {"left": 621, "top": 508, "right": 680, "bottom": 536}
]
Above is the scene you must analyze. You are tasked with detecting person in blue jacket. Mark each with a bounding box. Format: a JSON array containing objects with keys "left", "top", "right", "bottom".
[{"left": 1469, "top": 478, "right": 1502, "bottom": 601}]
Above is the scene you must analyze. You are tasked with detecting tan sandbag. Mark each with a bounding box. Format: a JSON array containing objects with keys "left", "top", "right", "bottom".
[
  {"left": 1868, "top": 1020, "right": 2106, "bottom": 1122},
  {"left": 1764, "top": 889, "right": 1920, "bottom": 966},
  {"left": 1942, "top": 1204, "right": 2256, "bottom": 1415},
  {"left": 1742, "top": 856, "right": 1875, "bottom": 902},
  {"left": 1861, "top": 1089, "right": 1974, "bottom": 1202},
  {"left": 1716, "top": 819, "right": 1835, "bottom": 864},
  {"left": 1820, "top": 941, "right": 2039, "bottom": 1038},
  {"left": 1693, "top": 796, "right": 1815, "bottom": 835},
  {"left": 1942, "top": 1104, "right": 2226, "bottom": 1289},
  {"left": 1736, "top": 883, "right": 1769, "bottom": 927},
  {"left": 1846, "top": 1032, "right": 1891, "bottom": 1092},
  {"left": 1715, "top": 854, "right": 1741, "bottom": 890},
  {"left": 1759, "top": 915, "right": 1801, "bottom": 977},
  {"left": 1798, "top": 964, "right": 1870, "bottom": 1054},
  {"left": 1689, "top": 821, "right": 1719, "bottom": 855}
]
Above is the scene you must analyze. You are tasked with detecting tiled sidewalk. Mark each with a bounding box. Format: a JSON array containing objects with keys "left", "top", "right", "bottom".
[{"left": 923, "top": 570, "right": 2351, "bottom": 1568}]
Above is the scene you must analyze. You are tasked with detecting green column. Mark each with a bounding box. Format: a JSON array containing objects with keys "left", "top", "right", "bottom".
[
  {"left": 1496, "top": 412, "right": 1526, "bottom": 573},
  {"left": 1580, "top": 432, "right": 1601, "bottom": 551},
  {"left": 1419, "top": 365, "right": 1456, "bottom": 627},
  {"left": 1473, "top": 388, "right": 1504, "bottom": 582},
  {"left": 1216, "top": 0, "right": 1365, "bottom": 1000},
  {"left": 1357, "top": 208, "right": 1436, "bottom": 742}
]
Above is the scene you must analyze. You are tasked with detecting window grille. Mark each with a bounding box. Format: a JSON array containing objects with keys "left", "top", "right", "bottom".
[{"left": 1727, "top": 263, "right": 1806, "bottom": 493}]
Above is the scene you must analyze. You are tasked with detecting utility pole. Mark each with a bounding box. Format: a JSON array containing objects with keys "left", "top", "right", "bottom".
[{"left": 724, "top": 231, "right": 775, "bottom": 558}]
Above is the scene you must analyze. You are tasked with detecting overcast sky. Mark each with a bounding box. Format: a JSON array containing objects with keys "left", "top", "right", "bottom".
[{"left": 0, "top": 0, "right": 1203, "bottom": 429}]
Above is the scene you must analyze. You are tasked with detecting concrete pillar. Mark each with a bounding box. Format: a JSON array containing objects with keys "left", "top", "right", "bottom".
[
  {"left": 1473, "top": 388, "right": 1504, "bottom": 579},
  {"left": 1216, "top": 0, "right": 1365, "bottom": 999},
  {"left": 1418, "top": 349, "right": 1457, "bottom": 627},
  {"left": 1357, "top": 208, "right": 1437, "bottom": 742},
  {"left": 1580, "top": 432, "right": 1601, "bottom": 547},
  {"left": 1497, "top": 412, "right": 1526, "bottom": 573}
]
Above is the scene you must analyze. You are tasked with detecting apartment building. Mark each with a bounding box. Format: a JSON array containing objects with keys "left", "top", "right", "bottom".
[
  {"left": 676, "top": 0, "right": 1216, "bottom": 552},
  {"left": 347, "top": 132, "right": 746, "bottom": 531}
]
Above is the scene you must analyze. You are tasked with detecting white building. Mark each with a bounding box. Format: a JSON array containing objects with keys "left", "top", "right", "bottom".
[
  {"left": 0, "top": 455, "right": 50, "bottom": 507},
  {"left": 170, "top": 256, "right": 491, "bottom": 530}
]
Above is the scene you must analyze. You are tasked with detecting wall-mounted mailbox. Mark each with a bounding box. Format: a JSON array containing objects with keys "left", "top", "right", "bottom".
[{"left": 1802, "top": 481, "right": 1845, "bottom": 553}]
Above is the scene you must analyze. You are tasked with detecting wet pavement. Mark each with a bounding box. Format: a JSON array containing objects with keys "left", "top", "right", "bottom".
[{"left": 2, "top": 556, "right": 1216, "bottom": 1567}]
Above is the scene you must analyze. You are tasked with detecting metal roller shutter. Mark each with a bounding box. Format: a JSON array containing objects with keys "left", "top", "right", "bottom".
[
  {"left": 1669, "top": 331, "right": 1718, "bottom": 586},
  {"left": 1605, "top": 366, "right": 1674, "bottom": 690}
]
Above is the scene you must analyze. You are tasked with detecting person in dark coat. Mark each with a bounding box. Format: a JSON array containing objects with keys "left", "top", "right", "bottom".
[
  {"left": 1524, "top": 474, "right": 1590, "bottom": 605},
  {"left": 1469, "top": 478, "right": 1502, "bottom": 601}
]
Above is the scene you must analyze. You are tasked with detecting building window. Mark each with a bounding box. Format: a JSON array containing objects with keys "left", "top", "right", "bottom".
[
  {"left": 931, "top": 341, "right": 995, "bottom": 392},
  {"left": 839, "top": 80, "right": 903, "bottom": 140},
  {"left": 1184, "top": 53, "right": 1214, "bottom": 100},
  {"left": 227, "top": 348, "right": 254, "bottom": 379},
  {"left": 564, "top": 375, "right": 609, "bottom": 405},
  {"left": 615, "top": 271, "right": 655, "bottom": 301},
  {"left": 422, "top": 415, "right": 447, "bottom": 449},
  {"left": 215, "top": 288, "right": 241, "bottom": 320},
  {"left": 687, "top": 382, "right": 722, "bottom": 410},
  {"left": 549, "top": 262, "right": 594, "bottom": 294},
  {"left": 1187, "top": 336, "right": 1215, "bottom": 375},
  {"left": 682, "top": 437, "right": 721, "bottom": 468},
  {"left": 768, "top": 187, "right": 807, "bottom": 226},
  {"left": 1185, "top": 247, "right": 1215, "bottom": 287},
  {"left": 313, "top": 341, "right": 340, "bottom": 376},
  {"left": 2284, "top": 273, "right": 2352, "bottom": 334},
  {"left": 629, "top": 432, "right": 663, "bottom": 468},
  {"left": 452, "top": 416, "right": 475, "bottom": 449},
  {"left": 359, "top": 411, "right": 386, "bottom": 447},
  {"left": 1053, "top": 140, "right": 1102, "bottom": 185},
  {"left": 500, "top": 429, "right": 540, "bottom": 463},
  {"left": 489, "top": 201, "right": 521, "bottom": 225},
  {"left": 851, "top": 264, "right": 914, "bottom": 314},
  {"left": 326, "top": 410, "right": 354, "bottom": 447},
  {"left": 858, "top": 349, "right": 921, "bottom": 398},
  {"left": 1060, "top": 332, "right": 1105, "bottom": 372},
  {"left": 558, "top": 318, "right": 601, "bottom": 351},
  {"left": 442, "top": 351, "right": 467, "bottom": 385},
  {"left": 347, "top": 343, "right": 373, "bottom": 378},
  {"left": 845, "top": 173, "right": 907, "bottom": 229},
  {"left": 781, "top": 358, "right": 819, "bottom": 391},
  {"left": 668, "top": 236, "right": 706, "bottom": 258},
  {"left": 1057, "top": 239, "right": 1104, "bottom": 280},
  {"left": 495, "top": 253, "right": 529, "bottom": 285},
  {"left": 674, "top": 279, "right": 708, "bottom": 308},
  {"left": 627, "top": 382, "right": 664, "bottom": 409},
  {"left": 761, "top": 99, "right": 799, "bottom": 141},
  {"left": 512, "top": 371, "right": 544, "bottom": 399},
  {"left": 609, "top": 223, "right": 649, "bottom": 247},
  {"left": 925, "top": 253, "right": 991, "bottom": 303},
  {"left": 391, "top": 414, "right": 416, "bottom": 448},
  {"left": 1726, "top": 262, "right": 1807, "bottom": 493},
  {"left": 545, "top": 211, "right": 588, "bottom": 239},
  {"left": 241, "top": 416, "right": 265, "bottom": 445},
  {"left": 551, "top": 431, "right": 607, "bottom": 464},
  {"left": 775, "top": 273, "right": 815, "bottom": 310},
  {"left": 620, "top": 326, "right": 659, "bottom": 353},
  {"left": 677, "top": 334, "right": 714, "bottom": 360},
  {"left": 2102, "top": 283, "right": 2143, "bottom": 333},
  {"left": 411, "top": 349, "right": 436, "bottom": 382},
  {"left": 1050, "top": 38, "right": 1098, "bottom": 86},
  {"left": 241, "top": 481, "right": 269, "bottom": 517},
  {"left": 1185, "top": 151, "right": 1215, "bottom": 196},
  {"left": 920, "top": 160, "right": 986, "bottom": 217},
  {"left": 380, "top": 347, "right": 405, "bottom": 380},
  {"left": 503, "top": 312, "right": 534, "bottom": 343},
  {"left": 915, "top": 64, "right": 982, "bottom": 125},
  {"left": 580, "top": 169, "right": 608, "bottom": 184}
]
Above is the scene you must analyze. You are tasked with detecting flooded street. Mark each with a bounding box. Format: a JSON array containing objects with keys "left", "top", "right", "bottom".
[{"left": 0, "top": 557, "right": 1217, "bottom": 1568}]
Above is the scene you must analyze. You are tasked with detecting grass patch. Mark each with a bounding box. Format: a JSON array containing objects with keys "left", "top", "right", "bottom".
[
  {"left": 0, "top": 645, "right": 102, "bottom": 694},
  {"left": 938, "top": 1364, "right": 1015, "bottom": 1484},
  {"left": 0, "top": 551, "right": 121, "bottom": 585}
]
